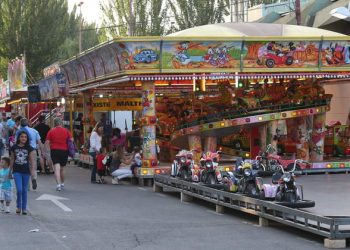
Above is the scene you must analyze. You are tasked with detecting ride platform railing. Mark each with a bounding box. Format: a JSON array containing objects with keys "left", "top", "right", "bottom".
[{"left": 154, "top": 174, "right": 350, "bottom": 248}]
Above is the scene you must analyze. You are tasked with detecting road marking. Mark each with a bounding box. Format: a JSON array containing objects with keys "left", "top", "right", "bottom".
[
  {"left": 156, "top": 193, "right": 166, "bottom": 197},
  {"left": 138, "top": 187, "right": 147, "bottom": 191},
  {"left": 36, "top": 194, "right": 72, "bottom": 212}
]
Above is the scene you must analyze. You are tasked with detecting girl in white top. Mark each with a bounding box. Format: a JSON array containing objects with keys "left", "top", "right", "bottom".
[{"left": 89, "top": 123, "right": 103, "bottom": 183}]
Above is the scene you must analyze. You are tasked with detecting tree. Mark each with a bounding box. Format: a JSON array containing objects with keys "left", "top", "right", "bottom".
[
  {"left": 168, "top": 0, "right": 230, "bottom": 31},
  {"left": 249, "top": 0, "right": 280, "bottom": 7},
  {"left": 0, "top": 0, "right": 101, "bottom": 81},
  {"left": 101, "top": 0, "right": 167, "bottom": 36}
]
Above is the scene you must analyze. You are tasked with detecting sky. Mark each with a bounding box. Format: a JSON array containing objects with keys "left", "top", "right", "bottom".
[{"left": 68, "top": 0, "right": 104, "bottom": 25}]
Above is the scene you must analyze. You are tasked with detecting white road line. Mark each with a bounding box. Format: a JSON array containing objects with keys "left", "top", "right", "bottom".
[{"left": 138, "top": 187, "right": 147, "bottom": 191}]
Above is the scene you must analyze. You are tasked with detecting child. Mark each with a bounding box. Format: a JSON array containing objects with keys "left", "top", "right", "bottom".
[
  {"left": 0, "top": 157, "right": 12, "bottom": 213},
  {"left": 130, "top": 146, "right": 142, "bottom": 176},
  {"left": 96, "top": 148, "right": 107, "bottom": 184}
]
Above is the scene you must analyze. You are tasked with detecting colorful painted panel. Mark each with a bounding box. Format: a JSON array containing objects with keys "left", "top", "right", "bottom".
[
  {"left": 321, "top": 41, "right": 350, "bottom": 67},
  {"left": 79, "top": 55, "right": 95, "bottom": 80},
  {"left": 243, "top": 41, "right": 319, "bottom": 69},
  {"left": 89, "top": 50, "right": 105, "bottom": 77},
  {"left": 115, "top": 41, "right": 161, "bottom": 72},
  {"left": 98, "top": 45, "right": 119, "bottom": 75},
  {"left": 7, "top": 58, "right": 26, "bottom": 91},
  {"left": 162, "top": 41, "right": 241, "bottom": 72}
]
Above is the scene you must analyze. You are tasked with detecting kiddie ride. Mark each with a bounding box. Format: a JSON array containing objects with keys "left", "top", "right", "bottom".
[
  {"left": 230, "top": 159, "right": 315, "bottom": 208},
  {"left": 170, "top": 150, "right": 194, "bottom": 181},
  {"left": 256, "top": 144, "right": 310, "bottom": 174}
]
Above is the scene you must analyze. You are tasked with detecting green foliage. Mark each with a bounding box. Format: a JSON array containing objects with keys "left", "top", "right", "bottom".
[
  {"left": 168, "top": 0, "right": 230, "bottom": 31},
  {"left": 249, "top": 0, "right": 280, "bottom": 6},
  {"left": 101, "top": 0, "right": 167, "bottom": 36},
  {"left": 0, "top": 0, "right": 101, "bottom": 81}
]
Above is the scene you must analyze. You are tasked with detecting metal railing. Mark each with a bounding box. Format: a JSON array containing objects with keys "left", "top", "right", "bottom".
[
  {"left": 176, "top": 98, "right": 331, "bottom": 130},
  {"left": 154, "top": 174, "right": 350, "bottom": 240}
]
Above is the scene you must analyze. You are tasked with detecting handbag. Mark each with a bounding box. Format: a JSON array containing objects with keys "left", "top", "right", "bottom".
[{"left": 66, "top": 130, "right": 76, "bottom": 157}]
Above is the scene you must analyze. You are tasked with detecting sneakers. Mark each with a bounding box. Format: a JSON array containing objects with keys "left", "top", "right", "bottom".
[
  {"left": 111, "top": 177, "right": 119, "bottom": 185},
  {"left": 16, "top": 208, "right": 21, "bottom": 214},
  {"left": 60, "top": 183, "right": 65, "bottom": 190},
  {"left": 22, "top": 210, "right": 27, "bottom": 215},
  {"left": 32, "top": 179, "right": 37, "bottom": 190},
  {"left": 5, "top": 206, "right": 10, "bottom": 213},
  {"left": 0, "top": 203, "right": 4, "bottom": 212},
  {"left": 56, "top": 184, "right": 61, "bottom": 191}
]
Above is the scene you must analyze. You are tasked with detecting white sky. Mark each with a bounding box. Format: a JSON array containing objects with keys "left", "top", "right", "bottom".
[{"left": 68, "top": 0, "right": 104, "bottom": 25}]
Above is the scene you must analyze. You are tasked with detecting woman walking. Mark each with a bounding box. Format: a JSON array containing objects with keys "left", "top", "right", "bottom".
[
  {"left": 89, "top": 122, "right": 103, "bottom": 183},
  {"left": 45, "top": 117, "right": 73, "bottom": 191},
  {"left": 10, "top": 131, "right": 36, "bottom": 215}
]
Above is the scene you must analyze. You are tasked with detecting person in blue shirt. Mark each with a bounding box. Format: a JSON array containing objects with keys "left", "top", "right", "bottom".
[
  {"left": 15, "top": 118, "right": 43, "bottom": 190},
  {"left": 6, "top": 113, "right": 16, "bottom": 130},
  {"left": 0, "top": 157, "right": 12, "bottom": 213}
]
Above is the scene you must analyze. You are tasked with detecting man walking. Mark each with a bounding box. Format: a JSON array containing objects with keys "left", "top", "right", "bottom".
[
  {"left": 34, "top": 115, "right": 52, "bottom": 174},
  {"left": 16, "top": 118, "right": 43, "bottom": 190}
]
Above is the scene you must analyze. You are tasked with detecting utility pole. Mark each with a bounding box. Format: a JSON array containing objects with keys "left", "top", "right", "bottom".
[
  {"left": 295, "top": 0, "right": 301, "bottom": 25},
  {"left": 78, "top": 1, "right": 84, "bottom": 53}
]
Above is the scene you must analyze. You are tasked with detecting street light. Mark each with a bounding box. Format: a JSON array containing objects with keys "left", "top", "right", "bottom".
[
  {"left": 330, "top": 2, "right": 350, "bottom": 20},
  {"left": 78, "top": 1, "right": 84, "bottom": 53}
]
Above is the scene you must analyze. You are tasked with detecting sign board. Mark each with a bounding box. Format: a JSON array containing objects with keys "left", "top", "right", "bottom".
[
  {"left": 7, "top": 58, "right": 26, "bottom": 91},
  {"left": 43, "top": 62, "right": 60, "bottom": 78},
  {"left": 69, "top": 97, "right": 142, "bottom": 112}
]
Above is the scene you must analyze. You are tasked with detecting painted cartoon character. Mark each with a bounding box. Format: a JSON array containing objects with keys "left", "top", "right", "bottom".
[
  {"left": 175, "top": 42, "right": 191, "bottom": 64},
  {"left": 311, "top": 123, "right": 327, "bottom": 156},
  {"left": 217, "top": 46, "right": 229, "bottom": 65},
  {"left": 203, "top": 47, "right": 214, "bottom": 62},
  {"left": 325, "top": 43, "right": 344, "bottom": 65}
]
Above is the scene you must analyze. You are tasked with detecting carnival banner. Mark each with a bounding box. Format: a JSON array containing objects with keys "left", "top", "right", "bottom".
[
  {"left": 38, "top": 73, "right": 67, "bottom": 101},
  {"left": 321, "top": 40, "right": 350, "bottom": 68},
  {"left": 91, "top": 98, "right": 142, "bottom": 111},
  {"left": 0, "top": 79, "right": 9, "bottom": 100},
  {"left": 7, "top": 57, "right": 26, "bottom": 91},
  {"left": 114, "top": 41, "right": 161, "bottom": 72},
  {"left": 162, "top": 40, "right": 242, "bottom": 72},
  {"left": 243, "top": 40, "right": 320, "bottom": 70}
]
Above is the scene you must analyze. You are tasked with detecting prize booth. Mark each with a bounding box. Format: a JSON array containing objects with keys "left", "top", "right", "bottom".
[{"left": 55, "top": 23, "right": 350, "bottom": 179}]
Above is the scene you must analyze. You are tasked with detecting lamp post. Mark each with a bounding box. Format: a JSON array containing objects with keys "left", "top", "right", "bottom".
[
  {"left": 78, "top": 1, "right": 84, "bottom": 53},
  {"left": 330, "top": 2, "right": 350, "bottom": 20}
]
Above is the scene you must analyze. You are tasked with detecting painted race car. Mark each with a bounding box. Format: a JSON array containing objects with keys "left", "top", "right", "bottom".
[{"left": 133, "top": 49, "right": 158, "bottom": 63}]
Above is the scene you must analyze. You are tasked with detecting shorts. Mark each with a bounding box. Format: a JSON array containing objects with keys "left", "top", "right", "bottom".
[
  {"left": 0, "top": 189, "right": 12, "bottom": 202},
  {"left": 97, "top": 169, "right": 105, "bottom": 177},
  {"left": 51, "top": 150, "right": 69, "bottom": 167}
]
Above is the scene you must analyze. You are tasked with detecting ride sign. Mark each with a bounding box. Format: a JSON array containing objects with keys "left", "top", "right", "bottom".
[{"left": 92, "top": 98, "right": 142, "bottom": 111}]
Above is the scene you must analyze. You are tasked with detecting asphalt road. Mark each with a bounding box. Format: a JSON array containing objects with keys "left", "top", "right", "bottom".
[{"left": 0, "top": 165, "right": 331, "bottom": 250}]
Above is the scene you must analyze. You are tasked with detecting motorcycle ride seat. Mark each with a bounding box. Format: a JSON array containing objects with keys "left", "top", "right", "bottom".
[{"left": 271, "top": 172, "right": 283, "bottom": 184}]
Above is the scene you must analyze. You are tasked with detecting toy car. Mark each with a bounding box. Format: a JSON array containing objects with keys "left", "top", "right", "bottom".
[{"left": 133, "top": 49, "right": 158, "bottom": 63}]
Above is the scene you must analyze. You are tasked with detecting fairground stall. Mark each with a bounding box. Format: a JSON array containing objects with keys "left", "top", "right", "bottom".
[{"left": 55, "top": 23, "right": 350, "bottom": 179}]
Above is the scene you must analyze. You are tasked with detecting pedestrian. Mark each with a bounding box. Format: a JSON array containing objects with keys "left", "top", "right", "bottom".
[
  {"left": 0, "top": 118, "right": 5, "bottom": 157},
  {"left": 89, "top": 122, "right": 103, "bottom": 183},
  {"left": 10, "top": 131, "right": 36, "bottom": 215},
  {"left": 34, "top": 115, "right": 52, "bottom": 174},
  {"left": 73, "top": 113, "right": 84, "bottom": 149},
  {"left": 6, "top": 113, "right": 16, "bottom": 131},
  {"left": 15, "top": 118, "right": 43, "bottom": 190},
  {"left": 45, "top": 117, "right": 73, "bottom": 191},
  {"left": 0, "top": 157, "right": 12, "bottom": 213}
]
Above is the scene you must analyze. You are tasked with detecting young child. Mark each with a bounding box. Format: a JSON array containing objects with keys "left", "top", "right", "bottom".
[
  {"left": 96, "top": 148, "right": 107, "bottom": 184},
  {"left": 130, "top": 146, "right": 142, "bottom": 176},
  {"left": 0, "top": 157, "right": 12, "bottom": 213}
]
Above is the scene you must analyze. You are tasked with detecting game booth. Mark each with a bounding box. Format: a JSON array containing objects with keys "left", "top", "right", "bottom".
[{"left": 51, "top": 23, "right": 350, "bottom": 180}]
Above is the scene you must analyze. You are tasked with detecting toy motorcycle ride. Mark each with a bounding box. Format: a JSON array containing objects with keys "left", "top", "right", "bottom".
[
  {"left": 257, "top": 144, "right": 309, "bottom": 174},
  {"left": 199, "top": 151, "right": 223, "bottom": 185},
  {"left": 236, "top": 159, "right": 263, "bottom": 197},
  {"left": 256, "top": 159, "right": 315, "bottom": 208},
  {"left": 170, "top": 150, "right": 194, "bottom": 181}
]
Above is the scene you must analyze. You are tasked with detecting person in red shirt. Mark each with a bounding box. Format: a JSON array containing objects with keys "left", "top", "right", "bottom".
[
  {"left": 96, "top": 147, "right": 107, "bottom": 184},
  {"left": 45, "top": 117, "right": 73, "bottom": 191}
]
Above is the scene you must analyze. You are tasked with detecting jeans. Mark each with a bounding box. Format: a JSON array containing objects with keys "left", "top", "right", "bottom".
[
  {"left": 13, "top": 172, "right": 30, "bottom": 211},
  {"left": 111, "top": 168, "right": 133, "bottom": 180},
  {"left": 89, "top": 152, "right": 97, "bottom": 182}
]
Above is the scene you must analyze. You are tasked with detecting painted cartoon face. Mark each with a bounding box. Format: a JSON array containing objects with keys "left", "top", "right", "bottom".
[
  {"left": 222, "top": 46, "right": 227, "bottom": 54},
  {"left": 208, "top": 47, "right": 214, "bottom": 55},
  {"left": 180, "top": 42, "right": 189, "bottom": 50},
  {"left": 215, "top": 48, "right": 220, "bottom": 54}
]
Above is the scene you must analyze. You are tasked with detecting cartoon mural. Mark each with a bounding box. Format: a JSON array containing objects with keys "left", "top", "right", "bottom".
[
  {"left": 162, "top": 41, "right": 242, "bottom": 71},
  {"left": 114, "top": 41, "right": 160, "bottom": 71},
  {"left": 321, "top": 41, "right": 350, "bottom": 67},
  {"left": 244, "top": 41, "right": 319, "bottom": 69}
]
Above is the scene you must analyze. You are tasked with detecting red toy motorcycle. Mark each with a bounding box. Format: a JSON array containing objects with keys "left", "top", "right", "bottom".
[{"left": 199, "top": 151, "right": 222, "bottom": 185}]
